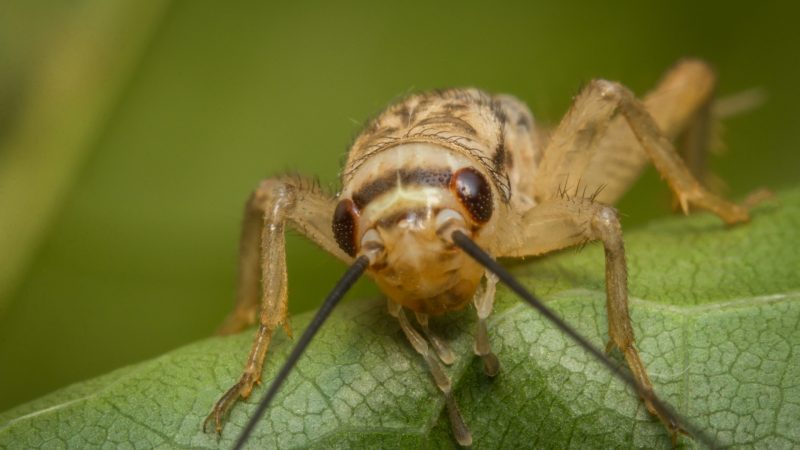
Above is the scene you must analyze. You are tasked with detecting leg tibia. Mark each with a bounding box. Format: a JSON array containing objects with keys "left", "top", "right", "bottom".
[
  {"left": 589, "top": 206, "right": 663, "bottom": 425},
  {"left": 590, "top": 206, "right": 634, "bottom": 351}
]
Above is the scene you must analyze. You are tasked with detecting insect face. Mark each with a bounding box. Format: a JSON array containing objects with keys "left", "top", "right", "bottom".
[{"left": 333, "top": 143, "right": 497, "bottom": 315}]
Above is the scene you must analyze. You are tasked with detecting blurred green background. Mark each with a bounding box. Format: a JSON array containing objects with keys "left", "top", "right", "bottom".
[{"left": 1, "top": 1, "right": 798, "bottom": 413}]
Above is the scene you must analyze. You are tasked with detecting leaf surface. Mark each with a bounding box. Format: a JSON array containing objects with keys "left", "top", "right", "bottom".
[{"left": 1, "top": 188, "right": 798, "bottom": 449}]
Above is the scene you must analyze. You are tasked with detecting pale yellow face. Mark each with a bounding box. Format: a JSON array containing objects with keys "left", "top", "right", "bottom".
[
  {"left": 368, "top": 205, "right": 485, "bottom": 315},
  {"left": 333, "top": 143, "right": 499, "bottom": 315}
]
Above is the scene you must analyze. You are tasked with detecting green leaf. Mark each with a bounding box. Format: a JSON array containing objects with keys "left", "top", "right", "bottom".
[{"left": 1, "top": 187, "right": 798, "bottom": 449}]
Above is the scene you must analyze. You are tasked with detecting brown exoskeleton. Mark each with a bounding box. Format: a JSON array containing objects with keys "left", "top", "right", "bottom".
[{"left": 205, "top": 59, "right": 751, "bottom": 447}]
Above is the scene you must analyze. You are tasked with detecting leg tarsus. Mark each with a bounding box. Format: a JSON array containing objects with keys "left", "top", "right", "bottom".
[
  {"left": 607, "top": 315, "right": 689, "bottom": 438},
  {"left": 674, "top": 183, "right": 749, "bottom": 224},
  {"left": 205, "top": 324, "right": 274, "bottom": 434},
  {"left": 203, "top": 373, "right": 257, "bottom": 434},
  {"left": 618, "top": 341, "right": 689, "bottom": 442}
]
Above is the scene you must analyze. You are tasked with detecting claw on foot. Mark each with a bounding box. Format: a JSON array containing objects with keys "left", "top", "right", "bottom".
[
  {"left": 202, "top": 412, "right": 222, "bottom": 435},
  {"left": 668, "top": 419, "right": 689, "bottom": 447},
  {"left": 676, "top": 186, "right": 751, "bottom": 225},
  {"left": 203, "top": 377, "right": 253, "bottom": 435}
]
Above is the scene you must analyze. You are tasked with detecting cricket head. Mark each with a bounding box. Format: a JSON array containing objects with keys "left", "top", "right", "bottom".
[{"left": 332, "top": 144, "right": 498, "bottom": 315}]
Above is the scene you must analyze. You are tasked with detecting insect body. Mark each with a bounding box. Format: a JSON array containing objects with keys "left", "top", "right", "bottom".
[{"left": 206, "top": 59, "right": 750, "bottom": 447}]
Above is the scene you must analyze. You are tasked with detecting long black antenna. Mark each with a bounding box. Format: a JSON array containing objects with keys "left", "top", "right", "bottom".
[
  {"left": 451, "top": 230, "right": 718, "bottom": 449},
  {"left": 232, "top": 255, "right": 370, "bottom": 450}
]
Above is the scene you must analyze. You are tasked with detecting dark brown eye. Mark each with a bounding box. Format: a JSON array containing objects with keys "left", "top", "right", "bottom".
[
  {"left": 451, "top": 167, "right": 493, "bottom": 223},
  {"left": 332, "top": 198, "right": 359, "bottom": 257}
]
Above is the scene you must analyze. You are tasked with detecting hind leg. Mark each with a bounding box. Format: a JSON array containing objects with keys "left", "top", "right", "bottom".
[{"left": 531, "top": 73, "right": 748, "bottom": 223}]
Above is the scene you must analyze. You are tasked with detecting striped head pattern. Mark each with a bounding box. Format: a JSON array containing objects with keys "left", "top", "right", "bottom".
[{"left": 330, "top": 89, "right": 517, "bottom": 314}]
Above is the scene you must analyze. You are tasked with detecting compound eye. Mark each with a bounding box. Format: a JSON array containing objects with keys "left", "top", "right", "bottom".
[
  {"left": 332, "top": 198, "right": 359, "bottom": 257},
  {"left": 451, "top": 167, "right": 493, "bottom": 223}
]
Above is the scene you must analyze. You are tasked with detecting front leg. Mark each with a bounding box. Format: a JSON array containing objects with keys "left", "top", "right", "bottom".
[
  {"left": 494, "top": 197, "right": 684, "bottom": 439},
  {"left": 205, "top": 177, "right": 350, "bottom": 433},
  {"left": 388, "top": 301, "right": 473, "bottom": 447}
]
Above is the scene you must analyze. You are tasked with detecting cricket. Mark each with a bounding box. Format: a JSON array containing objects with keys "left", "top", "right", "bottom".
[{"left": 204, "top": 59, "right": 753, "bottom": 448}]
